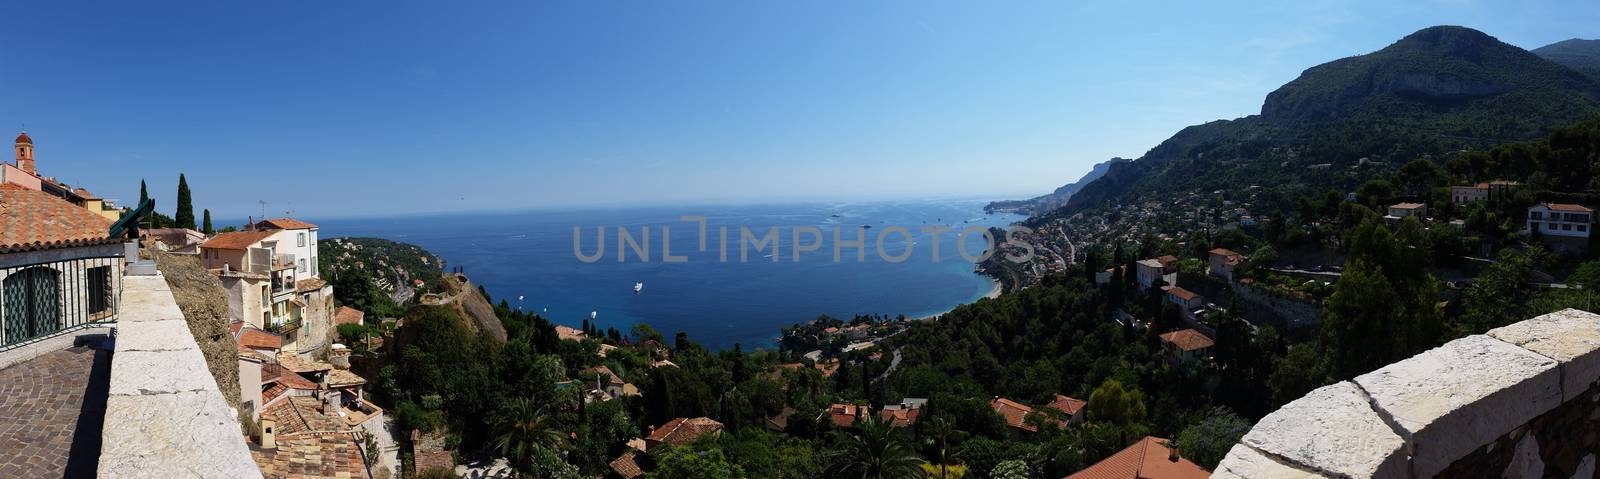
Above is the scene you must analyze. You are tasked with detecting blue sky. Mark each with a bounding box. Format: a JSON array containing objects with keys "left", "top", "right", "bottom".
[{"left": 0, "top": 1, "right": 1595, "bottom": 219}]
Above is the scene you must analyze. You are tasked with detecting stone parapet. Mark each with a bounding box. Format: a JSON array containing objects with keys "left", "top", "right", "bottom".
[
  {"left": 1214, "top": 309, "right": 1600, "bottom": 478},
  {"left": 97, "top": 274, "right": 261, "bottom": 478}
]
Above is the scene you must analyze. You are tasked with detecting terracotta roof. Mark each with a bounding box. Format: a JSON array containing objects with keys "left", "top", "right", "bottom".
[
  {"left": 237, "top": 327, "right": 283, "bottom": 350},
  {"left": 327, "top": 369, "right": 366, "bottom": 388},
  {"left": 1390, "top": 202, "right": 1426, "bottom": 210},
  {"left": 1064, "top": 436, "right": 1210, "bottom": 479},
  {"left": 295, "top": 278, "right": 327, "bottom": 292},
  {"left": 251, "top": 432, "right": 368, "bottom": 479},
  {"left": 263, "top": 396, "right": 344, "bottom": 436},
  {"left": 14, "top": 132, "right": 30, "bottom": 144},
  {"left": 1159, "top": 329, "right": 1214, "bottom": 352},
  {"left": 879, "top": 405, "right": 921, "bottom": 428},
  {"left": 274, "top": 369, "right": 320, "bottom": 391},
  {"left": 815, "top": 358, "right": 840, "bottom": 377},
  {"left": 646, "top": 417, "right": 724, "bottom": 446},
  {"left": 1047, "top": 394, "right": 1087, "bottom": 416},
  {"left": 556, "top": 325, "right": 586, "bottom": 341},
  {"left": 1166, "top": 287, "right": 1200, "bottom": 302},
  {"left": 277, "top": 354, "right": 334, "bottom": 373},
  {"left": 1544, "top": 203, "right": 1595, "bottom": 213},
  {"left": 257, "top": 218, "right": 317, "bottom": 230},
  {"left": 0, "top": 184, "right": 117, "bottom": 253},
  {"left": 335, "top": 306, "right": 365, "bottom": 326},
  {"left": 824, "top": 403, "right": 864, "bottom": 428},
  {"left": 1156, "top": 255, "right": 1179, "bottom": 267},
  {"left": 262, "top": 383, "right": 289, "bottom": 404},
  {"left": 991, "top": 397, "right": 1037, "bottom": 432},
  {"left": 583, "top": 365, "right": 627, "bottom": 386},
  {"left": 610, "top": 451, "right": 645, "bottom": 479},
  {"left": 201, "top": 230, "right": 275, "bottom": 250}
]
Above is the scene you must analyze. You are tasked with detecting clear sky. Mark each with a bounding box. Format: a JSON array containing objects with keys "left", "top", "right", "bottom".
[{"left": 0, "top": 1, "right": 1595, "bottom": 219}]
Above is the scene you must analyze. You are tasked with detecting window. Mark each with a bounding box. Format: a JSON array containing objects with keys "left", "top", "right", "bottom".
[
  {"left": 297, "top": 258, "right": 307, "bottom": 273},
  {"left": 297, "top": 233, "right": 305, "bottom": 247},
  {"left": 1580, "top": 225, "right": 1588, "bottom": 232},
  {"left": 87, "top": 266, "right": 113, "bottom": 315},
  {"left": 260, "top": 285, "right": 268, "bottom": 307},
  {"left": 1563, "top": 224, "right": 1572, "bottom": 231},
  {"left": 1531, "top": 211, "right": 1544, "bottom": 220}
]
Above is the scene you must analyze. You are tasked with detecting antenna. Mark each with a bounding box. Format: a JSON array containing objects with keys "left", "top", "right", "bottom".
[{"left": 258, "top": 200, "right": 268, "bottom": 219}]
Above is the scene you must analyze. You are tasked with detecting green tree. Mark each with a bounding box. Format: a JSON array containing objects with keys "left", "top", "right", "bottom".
[
  {"left": 647, "top": 447, "right": 744, "bottom": 479},
  {"left": 490, "top": 397, "right": 567, "bottom": 474},
  {"left": 174, "top": 174, "right": 196, "bottom": 229},
  {"left": 202, "top": 209, "right": 214, "bottom": 235},
  {"left": 1177, "top": 407, "right": 1251, "bottom": 470},
  {"left": 989, "top": 460, "right": 1031, "bottom": 479},
  {"left": 1459, "top": 247, "right": 1550, "bottom": 335},
  {"left": 139, "top": 179, "right": 149, "bottom": 205},
  {"left": 1085, "top": 379, "right": 1146, "bottom": 426},
  {"left": 822, "top": 415, "right": 925, "bottom": 479}
]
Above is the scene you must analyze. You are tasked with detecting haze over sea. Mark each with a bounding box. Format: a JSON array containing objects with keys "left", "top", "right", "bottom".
[{"left": 312, "top": 199, "right": 1024, "bottom": 350}]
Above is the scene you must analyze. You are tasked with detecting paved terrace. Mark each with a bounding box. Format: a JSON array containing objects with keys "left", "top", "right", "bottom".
[{"left": 0, "top": 330, "right": 112, "bottom": 478}]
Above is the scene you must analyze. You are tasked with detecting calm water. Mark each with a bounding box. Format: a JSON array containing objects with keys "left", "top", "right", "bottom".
[{"left": 313, "top": 200, "right": 1023, "bottom": 350}]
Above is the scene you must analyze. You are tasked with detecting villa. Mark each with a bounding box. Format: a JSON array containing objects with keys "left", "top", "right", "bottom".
[{"left": 200, "top": 218, "right": 334, "bottom": 358}]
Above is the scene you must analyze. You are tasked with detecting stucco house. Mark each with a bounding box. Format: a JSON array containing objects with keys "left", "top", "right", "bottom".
[{"left": 200, "top": 218, "right": 334, "bottom": 358}]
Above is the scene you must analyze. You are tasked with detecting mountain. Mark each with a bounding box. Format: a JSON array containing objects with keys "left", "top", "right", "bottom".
[
  {"left": 1053, "top": 26, "right": 1600, "bottom": 218},
  {"left": 1534, "top": 38, "right": 1600, "bottom": 79},
  {"left": 987, "top": 157, "right": 1130, "bottom": 214}
]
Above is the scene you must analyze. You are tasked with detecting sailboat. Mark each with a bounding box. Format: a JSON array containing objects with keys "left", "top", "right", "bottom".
[{"left": 634, "top": 282, "right": 644, "bottom": 294}]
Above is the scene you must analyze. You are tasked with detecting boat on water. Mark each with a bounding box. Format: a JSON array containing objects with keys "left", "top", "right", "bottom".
[{"left": 634, "top": 282, "right": 644, "bottom": 294}]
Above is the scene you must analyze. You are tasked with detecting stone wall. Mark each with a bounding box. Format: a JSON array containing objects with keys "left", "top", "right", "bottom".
[
  {"left": 1230, "top": 282, "right": 1321, "bottom": 332},
  {"left": 97, "top": 274, "right": 260, "bottom": 478},
  {"left": 1213, "top": 309, "right": 1600, "bottom": 479}
]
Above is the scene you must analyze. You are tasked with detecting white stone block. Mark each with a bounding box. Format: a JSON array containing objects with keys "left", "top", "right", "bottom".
[
  {"left": 1488, "top": 308, "right": 1600, "bottom": 400},
  {"left": 1211, "top": 444, "right": 1328, "bottom": 479},
  {"left": 1241, "top": 382, "right": 1407, "bottom": 478},
  {"left": 1355, "top": 335, "right": 1560, "bottom": 478},
  {"left": 108, "top": 349, "right": 219, "bottom": 396},
  {"left": 115, "top": 319, "right": 199, "bottom": 353},
  {"left": 98, "top": 390, "right": 262, "bottom": 478}
]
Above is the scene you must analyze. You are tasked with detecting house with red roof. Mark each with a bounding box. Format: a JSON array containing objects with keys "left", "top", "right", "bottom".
[
  {"left": 1207, "top": 248, "right": 1242, "bottom": 281},
  {"left": 1527, "top": 203, "right": 1595, "bottom": 254},
  {"left": 1045, "top": 394, "right": 1088, "bottom": 425},
  {"left": 1159, "top": 329, "right": 1215, "bottom": 363},
  {"left": 991, "top": 397, "right": 1041, "bottom": 434},
  {"left": 645, "top": 417, "right": 724, "bottom": 449},
  {"left": 0, "top": 175, "right": 125, "bottom": 349},
  {"left": 1164, "top": 287, "right": 1203, "bottom": 318},
  {"left": 1065, "top": 436, "right": 1209, "bottom": 479},
  {"left": 821, "top": 403, "right": 867, "bottom": 428},
  {"left": 201, "top": 217, "right": 333, "bottom": 358}
]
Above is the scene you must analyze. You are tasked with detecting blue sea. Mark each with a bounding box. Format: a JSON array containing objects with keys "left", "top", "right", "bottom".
[{"left": 313, "top": 199, "right": 1024, "bottom": 351}]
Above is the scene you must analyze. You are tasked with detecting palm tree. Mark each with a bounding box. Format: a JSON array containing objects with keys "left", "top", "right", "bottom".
[
  {"left": 823, "top": 414, "right": 926, "bottom": 479},
  {"left": 491, "top": 397, "right": 567, "bottom": 473},
  {"left": 922, "top": 417, "right": 966, "bottom": 477}
]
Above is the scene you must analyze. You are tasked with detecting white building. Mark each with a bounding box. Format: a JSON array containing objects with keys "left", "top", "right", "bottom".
[
  {"left": 1526, "top": 203, "right": 1593, "bottom": 254},
  {"left": 200, "top": 218, "right": 333, "bottom": 358},
  {"left": 1385, "top": 202, "right": 1427, "bottom": 221}
]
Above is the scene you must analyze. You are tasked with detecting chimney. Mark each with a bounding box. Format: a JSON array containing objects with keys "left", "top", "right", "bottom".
[
  {"left": 1168, "top": 441, "right": 1180, "bottom": 462},
  {"left": 260, "top": 418, "right": 277, "bottom": 449}
]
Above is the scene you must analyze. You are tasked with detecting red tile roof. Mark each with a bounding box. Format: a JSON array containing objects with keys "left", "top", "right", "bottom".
[
  {"left": 991, "top": 397, "right": 1037, "bottom": 432},
  {"left": 201, "top": 230, "right": 275, "bottom": 250},
  {"left": 256, "top": 218, "right": 317, "bottom": 230},
  {"left": 251, "top": 432, "right": 368, "bottom": 479},
  {"left": 1166, "top": 287, "right": 1200, "bottom": 302},
  {"left": 1159, "top": 329, "right": 1214, "bottom": 352},
  {"left": 334, "top": 306, "right": 365, "bottom": 326},
  {"left": 15, "top": 132, "right": 31, "bottom": 144},
  {"left": 825, "top": 403, "right": 864, "bottom": 428},
  {"left": 646, "top": 417, "right": 724, "bottom": 446},
  {"left": 1545, "top": 203, "right": 1595, "bottom": 213},
  {"left": 1064, "top": 436, "right": 1210, "bottom": 479},
  {"left": 879, "top": 406, "right": 921, "bottom": 428},
  {"left": 237, "top": 328, "right": 282, "bottom": 350},
  {"left": 610, "top": 451, "right": 645, "bottom": 478},
  {"left": 295, "top": 278, "right": 327, "bottom": 292},
  {"left": 0, "top": 184, "right": 117, "bottom": 253},
  {"left": 1047, "top": 394, "right": 1087, "bottom": 416}
]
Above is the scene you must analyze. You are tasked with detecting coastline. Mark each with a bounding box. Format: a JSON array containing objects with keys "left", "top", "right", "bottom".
[{"left": 917, "top": 277, "right": 1002, "bottom": 321}]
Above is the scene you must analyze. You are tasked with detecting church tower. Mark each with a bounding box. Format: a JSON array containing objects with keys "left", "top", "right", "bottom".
[{"left": 15, "top": 131, "right": 34, "bottom": 175}]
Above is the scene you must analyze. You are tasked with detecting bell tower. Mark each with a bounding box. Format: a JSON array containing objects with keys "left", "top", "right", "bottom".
[{"left": 15, "top": 131, "right": 34, "bottom": 175}]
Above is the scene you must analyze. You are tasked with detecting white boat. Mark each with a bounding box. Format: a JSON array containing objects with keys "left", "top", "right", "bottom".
[
  {"left": 634, "top": 282, "right": 644, "bottom": 294},
  {"left": 591, "top": 310, "right": 598, "bottom": 320}
]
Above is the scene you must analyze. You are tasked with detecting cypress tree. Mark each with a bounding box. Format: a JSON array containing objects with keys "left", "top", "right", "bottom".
[
  {"left": 202, "top": 209, "right": 214, "bottom": 235},
  {"left": 139, "top": 180, "right": 149, "bottom": 205},
  {"left": 174, "top": 174, "right": 196, "bottom": 229}
]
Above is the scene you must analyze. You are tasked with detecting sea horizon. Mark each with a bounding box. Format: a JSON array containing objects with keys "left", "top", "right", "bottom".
[{"left": 310, "top": 198, "right": 1025, "bottom": 350}]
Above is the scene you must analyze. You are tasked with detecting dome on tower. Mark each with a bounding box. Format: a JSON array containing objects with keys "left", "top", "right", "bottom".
[{"left": 15, "top": 132, "right": 31, "bottom": 144}]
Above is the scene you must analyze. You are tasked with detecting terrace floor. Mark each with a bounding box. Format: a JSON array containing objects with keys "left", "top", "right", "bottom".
[{"left": 0, "top": 335, "right": 112, "bottom": 479}]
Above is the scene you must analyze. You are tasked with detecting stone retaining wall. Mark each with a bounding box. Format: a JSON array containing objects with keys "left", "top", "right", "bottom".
[
  {"left": 1213, "top": 308, "right": 1600, "bottom": 478},
  {"left": 97, "top": 274, "right": 261, "bottom": 478}
]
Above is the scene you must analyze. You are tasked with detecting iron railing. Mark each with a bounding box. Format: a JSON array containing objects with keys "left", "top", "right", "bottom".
[{"left": 0, "top": 255, "right": 123, "bottom": 350}]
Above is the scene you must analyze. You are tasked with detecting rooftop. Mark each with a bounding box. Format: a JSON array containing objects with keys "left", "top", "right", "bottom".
[
  {"left": 256, "top": 218, "right": 318, "bottom": 230},
  {"left": 201, "top": 230, "right": 276, "bottom": 251},
  {"left": 646, "top": 417, "right": 724, "bottom": 446},
  {"left": 1159, "top": 329, "right": 1215, "bottom": 352},
  {"left": 1065, "top": 436, "right": 1209, "bottom": 479},
  {"left": 990, "top": 397, "right": 1037, "bottom": 432},
  {"left": 0, "top": 183, "right": 117, "bottom": 253}
]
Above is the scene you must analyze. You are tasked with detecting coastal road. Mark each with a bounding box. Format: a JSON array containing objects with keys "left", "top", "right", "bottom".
[{"left": 873, "top": 348, "right": 903, "bottom": 383}]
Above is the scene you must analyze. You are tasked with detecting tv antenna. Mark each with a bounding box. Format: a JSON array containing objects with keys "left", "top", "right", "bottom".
[{"left": 258, "top": 200, "right": 268, "bottom": 219}]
